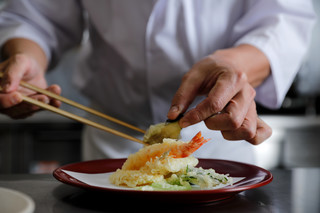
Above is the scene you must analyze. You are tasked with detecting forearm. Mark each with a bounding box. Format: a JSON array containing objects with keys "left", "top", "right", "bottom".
[
  {"left": 210, "top": 44, "right": 271, "bottom": 88},
  {"left": 1, "top": 38, "right": 48, "bottom": 72}
]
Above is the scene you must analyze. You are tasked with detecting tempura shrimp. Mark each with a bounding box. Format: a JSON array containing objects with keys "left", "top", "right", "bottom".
[
  {"left": 121, "top": 131, "right": 209, "bottom": 170},
  {"left": 110, "top": 132, "right": 210, "bottom": 187}
]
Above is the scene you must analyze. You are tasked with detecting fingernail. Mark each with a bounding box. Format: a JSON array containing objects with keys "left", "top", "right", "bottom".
[{"left": 169, "top": 106, "right": 179, "bottom": 113}]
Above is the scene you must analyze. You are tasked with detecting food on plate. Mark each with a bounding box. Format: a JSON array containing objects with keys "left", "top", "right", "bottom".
[
  {"left": 110, "top": 132, "right": 233, "bottom": 190},
  {"left": 143, "top": 121, "right": 182, "bottom": 145}
]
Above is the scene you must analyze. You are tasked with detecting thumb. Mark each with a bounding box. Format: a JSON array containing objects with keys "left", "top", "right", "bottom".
[
  {"left": 167, "top": 75, "right": 201, "bottom": 121},
  {"left": 0, "top": 55, "right": 29, "bottom": 93}
]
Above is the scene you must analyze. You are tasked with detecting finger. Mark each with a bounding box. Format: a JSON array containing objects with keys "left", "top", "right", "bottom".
[
  {"left": 220, "top": 101, "right": 257, "bottom": 141},
  {"left": 167, "top": 71, "right": 203, "bottom": 120},
  {"left": 180, "top": 71, "right": 247, "bottom": 127},
  {"left": 47, "top": 84, "right": 62, "bottom": 107},
  {"left": 204, "top": 83, "right": 256, "bottom": 130},
  {"left": 0, "top": 60, "right": 7, "bottom": 69},
  {"left": 0, "top": 94, "right": 49, "bottom": 119},
  {"left": 246, "top": 118, "right": 272, "bottom": 145},
  {"left": 0, "top": 92, "right": 23, "bottom": 109},
  {"left": 0, "top": 61, "right": 9, "bottom": 89},
  {"left": 1, "top": 55, "right": 29, "bottom": 92},
  {"left": 47, "top": 84, "right": 61, "bottom": 95},
  {"left": 1, "top": 105, "right": 38, "bottom": 119},
  {"left": 0, "top": 60, "right": 9, "bottom": 72}
]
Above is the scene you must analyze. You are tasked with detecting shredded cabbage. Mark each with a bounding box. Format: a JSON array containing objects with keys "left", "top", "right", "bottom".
[{"left": 136, "top": 166, "right": 232, "bottom": 191}]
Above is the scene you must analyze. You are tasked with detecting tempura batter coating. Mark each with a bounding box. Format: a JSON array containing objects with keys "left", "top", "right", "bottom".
[{"left": 110, "top": 132, "right": 209, "bottom": 187}]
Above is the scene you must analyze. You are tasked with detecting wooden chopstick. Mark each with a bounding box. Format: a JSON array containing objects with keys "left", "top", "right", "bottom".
[
  {"left": 20, "top": 81, "right": 145, "bottom": 134},
  {"left": 21, "top": 95, "right": 146, "bottom": 145}
]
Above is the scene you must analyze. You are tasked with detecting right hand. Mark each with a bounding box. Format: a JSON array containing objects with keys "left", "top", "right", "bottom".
[
  {"left": 0, "top": 54, "right": 61, "bottom": 119},
  {"left": 167, "top": 45, "right": 272, "bottom": 145}
]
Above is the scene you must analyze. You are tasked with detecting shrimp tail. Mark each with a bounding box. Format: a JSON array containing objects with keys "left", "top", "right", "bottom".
[{"left": 170, "top": 131, "right": 210, "bottom": 158}]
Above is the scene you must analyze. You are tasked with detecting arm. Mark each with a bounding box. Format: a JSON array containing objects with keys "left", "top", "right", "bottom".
[
  {"left": 0, "top": 0, "right": 84, "bottom": 118},
  {"left": 168, "top": 0, "right": 315, "bottom": 145},
  {"left": 211, "top": 44, "right": 270, "bottom": 88},
  {"left": 232, "top": 0, "right": 316, "bottom": 109},
  {"left": 0, "top": 0, "right": 85, "bottom": 66}
]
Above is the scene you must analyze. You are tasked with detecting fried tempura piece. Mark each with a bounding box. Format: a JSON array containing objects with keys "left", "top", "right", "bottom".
[
  {"left": 143, "top": 121, "right": 181, "bottom": 145},
  {"left": 110, "top": 132, "right": 209, "bottom": 187},
  {"left": 123, "top": 132, "right": 208, "bottom": 170}
]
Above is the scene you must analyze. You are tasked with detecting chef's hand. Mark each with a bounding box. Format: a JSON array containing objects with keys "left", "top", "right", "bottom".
[
  {"left": 167, "top": 44, "right": 272, "bottom": 145},
  {"left": 0, "top": 38, "right": 61, "bottom": 119}
]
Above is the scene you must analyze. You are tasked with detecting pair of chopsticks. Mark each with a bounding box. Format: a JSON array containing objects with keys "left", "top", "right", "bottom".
[{"left": 19, "top": 81, "right": 146, "bottom": 145}]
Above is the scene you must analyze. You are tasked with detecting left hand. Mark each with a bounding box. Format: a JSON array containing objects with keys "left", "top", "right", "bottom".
[{"left": 167, "top": 46, "right": 272, "bottom": 145}]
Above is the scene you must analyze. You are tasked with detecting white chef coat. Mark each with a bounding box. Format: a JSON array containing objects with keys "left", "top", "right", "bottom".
[{"left": 0, "top": 0, "right": 316, "bottom": 164}]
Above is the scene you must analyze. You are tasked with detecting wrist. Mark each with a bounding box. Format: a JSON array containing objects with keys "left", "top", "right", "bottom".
[
  {"left": 1, "top": 38, "right": 48, "bottom": 72},
  {"left": 210, "top": 44, "right": 270, "bottom": 87}
]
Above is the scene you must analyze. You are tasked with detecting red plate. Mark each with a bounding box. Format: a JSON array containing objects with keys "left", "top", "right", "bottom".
[{"left": 53, "top": 158, "right": 273, "bottom": 204}]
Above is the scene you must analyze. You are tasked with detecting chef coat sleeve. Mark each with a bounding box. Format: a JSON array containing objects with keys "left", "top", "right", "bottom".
[
  {"left": 0, "top": 0, "right": 84, "bottom": 67},
  {"left": 230, "top": 0, "right": 316, "bottom": 109}
]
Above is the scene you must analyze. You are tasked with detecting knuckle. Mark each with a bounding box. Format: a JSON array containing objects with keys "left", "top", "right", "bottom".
[
  {"left": 172, "top": 92, "right": 185, "bottom": 103},
  {"left": 0, "top": 93, "right": 21, "bottom": 109},
  {"left": 49, "top": 84, "right": 61, "bottom": 94},
  {"left": 249, "top": 137, "right": 263, "bottom": 145},
  {"left": 225, "top": 113, "right": 243, "bottom": 130},
  {"left": 192, "top": 108, "right": 204, "bottom": 122},
  {"left": 208, "top": 97, "right": 225, "bottom": 113},
  {"left": 236, "top": 71, "right": 247, "bottom": 84},
  {"left": 242, "top": 127, "right": 256, "bottom": 140},
  {"left": 247, "top": 126, "right": 273, "bottom": 145},
  {"left": 265, "top": 125, "right": 273, "bottom": 137},
  {"left": 181, "top": 71, "right": 193, "bottom": 82},
  {"left": 13, "top": 54, "right": 28, "bottom": 64},
  {"left": 248, "top": 85, "right": 256, "bottom": 99},
  {"left": 230, "top": 119, "right": 242, "bottom": 130},
  {"left": 249, "top": 138, "right": 260, "bottom": 145},
  {"left": 186, "top": 107, "right": 206, "bottom": 124},
  {"left": 10, "top": 54, "right": 31, "bottom": 72}
]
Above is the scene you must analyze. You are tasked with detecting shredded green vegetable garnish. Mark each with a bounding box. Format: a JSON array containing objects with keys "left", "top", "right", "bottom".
[{"left": 136, "top": 165, "right": 232, "bottom": 191}]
